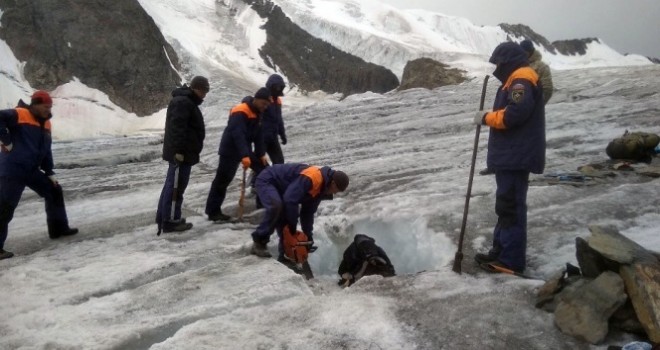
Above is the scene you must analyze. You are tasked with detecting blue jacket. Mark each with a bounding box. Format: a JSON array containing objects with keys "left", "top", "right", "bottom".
[
  {"left": 258, "top": 163, "right": 335, "bottom": 236},
  {"left": 218, "top": 102, "right": 265, "bottom": 159},
  {"left": 0, "top": 107, "right": 54, "bottom": 177},
  {"left": 262, "top": 74, "right": 287, "bottom": 143},
  {"left": 484, "top": 42, "right": 546, "bottom": 174}
]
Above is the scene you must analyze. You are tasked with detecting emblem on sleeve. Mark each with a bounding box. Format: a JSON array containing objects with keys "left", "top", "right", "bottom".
[{"left": 511, "top": 84, "right": 525, "bottom": 103}]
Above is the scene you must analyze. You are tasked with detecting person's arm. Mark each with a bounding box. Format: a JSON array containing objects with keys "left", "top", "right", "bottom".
[
  {"left": 282, "top": 176, "right": 313, "bottom": 230},
  {"left": 540, "top": 64, "right": 553, "bottom": 104},
  {"left": 0, "top": 109, "right": 18, "bottom": 146},
  {"left": 228, "top": 112, "right": 251, "bottom": 157},
  {"left": 483, "top": 79, "right": 537, "bottom": 130},
  {"left": 299, "top": 199, "right": 321, "bottom": 240}
]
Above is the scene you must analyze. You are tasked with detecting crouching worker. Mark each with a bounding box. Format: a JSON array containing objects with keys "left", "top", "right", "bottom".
[
  {"left": 338, "top": 234, "right": 395, "bottom": 287},
  {"left": 249, "top": 163, "right": 349, "bottom": 265},
  {"left": 0, "top": 91, "right": 78, "bottom": 260}
]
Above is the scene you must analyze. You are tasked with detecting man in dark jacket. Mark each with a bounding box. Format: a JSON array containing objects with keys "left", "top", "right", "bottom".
[
  {"left": 205, "top": 88, "right": 271, "bottom": 221},
  {"left": 249, "top": 163, "right": 349, "bottom": 259},
  {"left": 473, "top": 42, "right": 546, "bottom": 273},
  {"left": 262, "top": 74, "right": 288, "bottom": 164},
  {"left": 338, "top": 234, "right": 395, "bottom": 287},
  {"left": 0, "top": 91, "right": 78, "bottom": 259},
  {"left": 156, "top": 76, "right": 209, "bottom": 233}
]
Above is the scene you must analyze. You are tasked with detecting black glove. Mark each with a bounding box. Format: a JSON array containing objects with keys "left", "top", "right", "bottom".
[{"left": 281, "top": 135, "right": 287, "bottom": 145}]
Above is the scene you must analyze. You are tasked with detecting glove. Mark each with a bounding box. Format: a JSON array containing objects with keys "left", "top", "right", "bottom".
[
  {"left": 473, "top": 111, "right": 487, "bottom": 126},
  {"left": 48, "top": 175, "right": 59, "bottom": 186},
  {"left": 260, "top": 156, "right": 269, "bottom": 166},
  {"left": 307, "top": 239, "right": 317, "bottom": 253},
  {"left": 241, "top": 156, "right": 251, "bottom": 169},
  {"left": 0, "top": 142, "right": 12, "bottom": 153},
  {"left": 338, "top": 273, "right": 354, "bottom": 287},
  {"left": 281, "top": 135, "right": 287, "bottom": 145},
  {"left": 174, "top": 153, "right": 184, "bottom": 163}
]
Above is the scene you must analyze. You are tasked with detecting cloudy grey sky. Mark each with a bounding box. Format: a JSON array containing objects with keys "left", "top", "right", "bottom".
[{"left": 380, "top": 0, "right": 660, "bottom": 58}]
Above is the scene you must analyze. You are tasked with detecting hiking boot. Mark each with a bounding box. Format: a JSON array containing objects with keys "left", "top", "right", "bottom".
[
  {"left": 49, "top": 227, "right": 79, "bottom": 239},
  {"left": 162, "top": 221, "right": 193, "bottom": 233},
  {"left": 208, "top": 212, "right": 231, "bottom": 222},
  {"left": 0, "top": 249, "right": 14, "bottom": 260},
  {"left": 479, "top": 168, "right": 495, "bottom": 176},
  {"left": 474, "top": 252, "right": 499, "bottom": 265},
  {"left": 250, "top": 240, "right": 272, "bottom": 258}
]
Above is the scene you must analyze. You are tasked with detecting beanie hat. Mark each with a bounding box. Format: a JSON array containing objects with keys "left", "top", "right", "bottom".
[
  {"left": 254, "top": 87, "right": 270, "bottom": 100},
  {"left": 31, "top": 90, "right": 53, "bottom": 106},
  {"left": 332, "top": 170, "right": 349, "bottom": 191},
  {"left": 190, "top": 76, "right": 210, "bottom": 92},
  {"left": 520, "top": 39, "right": 534, "bottom": 54}
]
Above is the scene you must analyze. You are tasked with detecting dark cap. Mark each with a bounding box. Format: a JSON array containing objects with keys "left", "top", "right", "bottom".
[
  {"left": 254, "top": 87, "right": 270, "bottom": 100},
  {"left": 520, "top": 39, "right": 534, "bottom": 54},
  {"left": 332, "top": 170, "right": 349, "bottom": 191},
  {"left": 190, "top": 76, "right": 210, "bottom": 92},
  {"left": 31, "top": 90, "right": 53, "bottom": 106}
]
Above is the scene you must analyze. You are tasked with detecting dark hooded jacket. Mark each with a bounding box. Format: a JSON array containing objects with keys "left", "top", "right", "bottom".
[
  {"left": 162, "top": 86, "right": 206, "bottom": 165},
  {"left": 484, "top": 42, "right": 546, "bottom": 174},
  {"left": 262, "top": 74, "right": 287, "bottom": 143},
  {"left": 338, "top": 234, "right": 395, "bottom": 286},
  {"left": 218, "top": 100, "right": 265, "bottom": 159}
]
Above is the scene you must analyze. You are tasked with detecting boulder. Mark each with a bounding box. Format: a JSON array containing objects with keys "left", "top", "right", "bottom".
[
  {"left": 398, "top": 58, "right": 467, "bottom": 91},
  {"left": 620, "top": 263, "right": 660, "bottom": 343},
  {"left": 576, "top": 236, "right": 620, "bottom": 278},
  {"left": 554, "top": 271, "right": 627, "bottom": 344},
  {"left": 586, "top": 225, "right": 658, "bottom": 265}
]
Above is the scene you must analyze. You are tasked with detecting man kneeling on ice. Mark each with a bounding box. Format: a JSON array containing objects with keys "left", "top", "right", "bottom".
[
  {"left": 338, "top": 234, "right": 395, "bottom": 287},
  {"left": 249, "top": 163, "right": 349, "bottom": 266}
]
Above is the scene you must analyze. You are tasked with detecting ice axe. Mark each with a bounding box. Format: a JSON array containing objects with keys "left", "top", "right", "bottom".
[
  {"left": 158, "top": 163, "right": 180, "bottom": 236},
  {"left": 238, "top": 168, "right": 246, "bottom": 221},
  {"left": 452, "top": 75, "right": 489, "bottom": 274}
]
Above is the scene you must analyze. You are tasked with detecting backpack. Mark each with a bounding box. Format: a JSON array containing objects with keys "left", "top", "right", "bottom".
[{"left": 606, "top": 130, "right": 659, "bottom": 163}]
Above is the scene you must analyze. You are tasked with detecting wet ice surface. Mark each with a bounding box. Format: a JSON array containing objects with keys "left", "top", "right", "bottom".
[{"left": 2, "top": 66, "right": 660, "bottom": 349}]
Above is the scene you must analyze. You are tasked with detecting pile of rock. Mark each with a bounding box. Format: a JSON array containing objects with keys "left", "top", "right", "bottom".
[{"left": 536, "top": 225, "right": 659, "bottom": 345}]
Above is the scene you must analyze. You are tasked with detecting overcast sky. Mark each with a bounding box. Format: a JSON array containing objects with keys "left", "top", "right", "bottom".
[{"left": 380, "top": 0, "right": 660, "bottom": 58}]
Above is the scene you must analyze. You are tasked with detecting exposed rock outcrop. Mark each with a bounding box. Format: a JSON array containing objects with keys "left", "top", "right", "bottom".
[
  {"left": 242, "top": 0, "right": 399, "bottom": 96},
  {"left": 552, "top": 38, "right": 600, "bottom": 56},
  {"left": 398, "top": 58, "right": 466, "bottom": 91},
  {"left": 0, "top": 0, "right": 180, "bottom": 116},
  {"left": 499, "top": 23, "right": 556, "bottom": 54}
]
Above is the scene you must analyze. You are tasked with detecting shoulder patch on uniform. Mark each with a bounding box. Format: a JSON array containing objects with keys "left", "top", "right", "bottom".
[{"left": 511, "top": 83, "right": 525, "bottom": 103}]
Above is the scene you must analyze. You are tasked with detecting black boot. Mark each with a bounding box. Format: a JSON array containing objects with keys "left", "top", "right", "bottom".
[
  {"left": 250, "top": 239, "right": 271, "bottom": 258},
  {"left": 162, "top": 221, "right": 193, "bottom": 233},
  {"left": 0, "top": 249, "right": 14, "bottom": 260},
  {"left": 48, "top": 220, "right": 79, "bottom": 239},
  {"left": 208, "top": 211, "right": 231, "bottom": 222}
]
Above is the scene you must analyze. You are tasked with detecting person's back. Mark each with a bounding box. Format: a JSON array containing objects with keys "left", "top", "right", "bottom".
[{"left": 521, "top": 40, "right": 553, "bottom": 104}]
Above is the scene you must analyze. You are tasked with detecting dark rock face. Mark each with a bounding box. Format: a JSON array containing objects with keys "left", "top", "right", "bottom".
[
  {"left": 242, "top": 0, "right": 399, "bottom": 96},
  {"left": 0, "top": 0, "right": 180, "bottom": 116},
  {"left": 499, "top": 23, "right": 556, "bottom": 54},
  {"left": 552, "top": 38, "right": 599, "bottom": 56},
  {"left": 398, "top": 58, "right": 466, "bottom": 91}
]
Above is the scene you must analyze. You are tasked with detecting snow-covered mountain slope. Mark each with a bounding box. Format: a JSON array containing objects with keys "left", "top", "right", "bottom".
[
  {"left": 1, "top": 64, "right": 658, "bottom": 349},
  {"left": 272, "top": 0, "right": 652, "bottom": 77}
]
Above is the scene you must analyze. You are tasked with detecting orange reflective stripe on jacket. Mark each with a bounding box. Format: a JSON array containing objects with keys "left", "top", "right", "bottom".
[
  {"left": 230, "top": 103, "right": 258, "bottom": 119},
  {"left": 300, "top": 166, "right": 323, "bottom": 197},
  {"left": 485, "top": 67, "right": 539, "bottom": 130},
  {"left": 16, "top": 108, "right": 51, "bottom": 131}
]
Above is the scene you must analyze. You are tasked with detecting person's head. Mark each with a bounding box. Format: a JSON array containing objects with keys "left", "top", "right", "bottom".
[
  {"left": 489, "top": 42, "right": 528, "bottom": 82},
  {"left": 266, "top": 74, "right": 286, "bottom": 97},
  {"left": 29, "top": 90, "right": 53, "bottom": 119},
  {"left": 520, "top": 39, "right": 534, "bottom": 57},
  {"left": 325, "top": 170, "right": 349, "bottom": 195},
  {"left": 190, "top": 76, "right": 210, "bottom": 100},
  {"left": 252, "top": 87, "right": 271, "bottom": 113}
]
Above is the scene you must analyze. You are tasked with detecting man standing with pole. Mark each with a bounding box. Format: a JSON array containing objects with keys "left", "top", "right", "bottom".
[
  {"left": 473, "top": 42, "right": 546, "bottom": 274},
  {"left": 156, "top": 76, "right": 209, "bottom": 234}
]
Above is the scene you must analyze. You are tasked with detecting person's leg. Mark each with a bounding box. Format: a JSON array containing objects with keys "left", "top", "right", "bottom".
[
  {"left": 205, "top": 156, "right": 240, "bottom": 219},
  {"left": 157, "top": 162, "right": 178, "bottom": 224},
  {"left": 266, "top": 139, "right": 284, "bottom": 165},
  {"left": 0, "top": 176, "right": 26, "bottom": 254},
  {"left": 494, "top": 170, "right": 529, "bottom": 271},
  {"left": 250, "top": 176, "right": 282, "bottom": 257},
  {"left": 26, "top": 171, "right": 77, "bottom": 239},
  {"left": 173, "top": 164, "right": 192, "bottom": 221}
]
